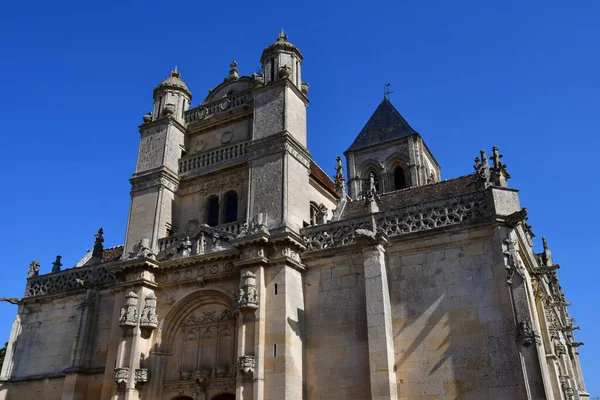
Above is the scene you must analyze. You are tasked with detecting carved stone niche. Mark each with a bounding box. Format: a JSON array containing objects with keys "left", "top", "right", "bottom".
[
  {"left": 236, "top": 271, "right": 259, "bottom": 312},
  {"left": 140, "top": 293, "right": 159, "bottom": 330},
  {"left": 115, "top": 367, "right": 129, "bottom": 385},
  {"left": 119, "top": 291, "right": 139, "bottom": 328},
  {"left": 238, "top": 355, "right": 255, "bottom": 376},
  {"left": 135, "top": 368, "right": 149, "bottom": 384}
]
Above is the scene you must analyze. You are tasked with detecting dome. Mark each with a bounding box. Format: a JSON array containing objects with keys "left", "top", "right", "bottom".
[
  {"left": 154, "top": 66, "right": 191, "bottom": 97},
  {"left": 260, "top": 29, "right": 303, "bottom": 63}
]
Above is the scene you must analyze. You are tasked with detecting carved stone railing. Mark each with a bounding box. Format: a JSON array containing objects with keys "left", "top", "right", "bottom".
[
  {"left": 185, "top": 91, "right": 253, "bottom": 124},
  {"left": 301, "top": 191, "right": 489, "bottom": 251},
  {"left": 216, "top": 221, "right": 243, "bottom": 235},
  {"left": 178, "top": 141, "right": 249, "bottom": 174},
  {"left": 25, "top": 264, "right": 115, "bottom": 297}
]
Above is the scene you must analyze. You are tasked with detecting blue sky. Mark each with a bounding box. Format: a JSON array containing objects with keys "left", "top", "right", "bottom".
[{"left": 1, "top": 0, "right": 598, "bottom": 394}]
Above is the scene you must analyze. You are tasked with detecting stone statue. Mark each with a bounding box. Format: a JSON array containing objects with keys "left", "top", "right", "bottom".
[
  {"left": 92, "top": 228, "right": 104, "bottom": 260},
  {"left": 52, "top": 255, "right": 62, "bottom": 273},
  {"left": 27, "top": 260, "right": 40, "bottom": 277},
  {"left": 181, "top": 236, "right": 192, "bottom": 258}
]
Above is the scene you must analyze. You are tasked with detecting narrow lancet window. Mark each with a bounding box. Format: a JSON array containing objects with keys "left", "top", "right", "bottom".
[{"left": 394, "top": 166, "right": 406, "bottom": 190}]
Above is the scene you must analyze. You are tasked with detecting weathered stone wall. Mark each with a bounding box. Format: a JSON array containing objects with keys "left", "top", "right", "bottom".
[
  {"left": 386, "top": 226, "right": 526, "bottom": 400},
  {"left": 304, "top": 252, "right": 371, "bottom": 400},
  {"left": 308, "top": 178, "right": 337, "bottom": 223},
  {"left": 12, "top": 296, "right": 83, "bottom": 377},
  {"left": 0, "top": 377, "right": 65, "bottom": 400}
]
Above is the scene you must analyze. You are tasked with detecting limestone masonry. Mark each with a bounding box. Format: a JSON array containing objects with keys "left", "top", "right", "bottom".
[{"left": 0, "top": 31, "right": 589, "bottom": 400}]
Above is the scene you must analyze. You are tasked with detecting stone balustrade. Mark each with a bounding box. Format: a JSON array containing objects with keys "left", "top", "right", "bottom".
[
  {"left": 185, "top": 91, "right": 253, "bottom": 124},
  {"left": 25, "top": 263, "right": 115, "bottom": 298},
  {"left": 178, "top": 141, "right": 249, "bottom": 174},
  {"left": 301, "top": 191, "right": 489, "bottom": 251}
]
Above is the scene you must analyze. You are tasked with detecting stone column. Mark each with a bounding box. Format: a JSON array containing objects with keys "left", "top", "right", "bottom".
[{"left": 357, "top": 231, "right": 398, "bottom": 400}]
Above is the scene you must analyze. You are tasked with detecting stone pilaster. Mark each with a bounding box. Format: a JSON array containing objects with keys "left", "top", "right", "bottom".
[{"left": 357, "top": 231, "right": 397, "bottom": 400}]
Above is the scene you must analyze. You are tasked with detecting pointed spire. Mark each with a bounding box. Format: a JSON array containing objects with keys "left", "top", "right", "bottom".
[
  {"left": 334, "top": 156, "right": 346, "bottom": 196},
  {"left": 278, "top": 28, "right": 288, "bottom": 42}
]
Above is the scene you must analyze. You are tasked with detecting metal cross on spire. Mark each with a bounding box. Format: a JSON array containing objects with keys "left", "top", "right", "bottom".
[{"left": 384, "top": 83, "right": 393, "bottom": 100}]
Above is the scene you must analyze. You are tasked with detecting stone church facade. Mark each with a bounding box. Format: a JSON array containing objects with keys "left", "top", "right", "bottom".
[{"left": 0, "top": 31, "right": 589, "bottom": 400}]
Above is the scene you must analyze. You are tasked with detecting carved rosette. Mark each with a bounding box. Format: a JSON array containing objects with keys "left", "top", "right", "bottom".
[
  {"left": 135, "top": 368, "right": 149, "bottom": 384},
  {"left": 139, "top": 293, "right": 158, "bottom": 330},
  {"left": 236, "top": 272, "right": 259, "bottom": 312},
  {"left": 238, "top": 355, "right": 255, "bottom": 376},
  {"left": 115, "top": 367, "right": 129, "bottom": 384},
  {"left": 119, "top": 291, "right": 139, "bottom": 328}
]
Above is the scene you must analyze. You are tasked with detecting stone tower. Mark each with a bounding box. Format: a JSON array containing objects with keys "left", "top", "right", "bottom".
[
  {"left": 123, "top": 68, "right": 192, "bottom": 254},
  {"left": 344, "top": 97, "right": 440, "bottom": 199}
]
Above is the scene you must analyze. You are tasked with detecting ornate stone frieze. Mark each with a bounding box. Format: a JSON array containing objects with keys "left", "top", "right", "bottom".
[
  {"left": 236, "top": 271, "right": 259, "bottom": 312},
  {"left": 503, "top": 238, "right": 526, "bottom": 284},
  {"left": 155, "top": 260, "right": 236, "bottom": 285},
  {"left": 139, "top": 293, "right": 158, "bottom": 329},
  {"left": 25, "top": 264, "right": 115, "bottom": 297},
  {"left": 300, "top": 191, "right": 487, "bottom": 252},
  {"left": 185, "top": 90, "right": 253, "bottom": 124},
  {"left": 119, "top": 291, "right": 139, "bottom": 327},
  {"left": 238, "top": 355, "right": 255, "bottom": 376},
  {"left": 181, "top": 310, "right": 233, "bottom": 327},
  {"left": 134, "top": 368, "right": 149, "bottom": 384},
  {"left": 115, "top": 367, "right": 129, "bottom": 384}
]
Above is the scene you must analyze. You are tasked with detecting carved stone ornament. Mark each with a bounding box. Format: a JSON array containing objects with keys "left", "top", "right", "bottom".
[
  {"left": 115, "top": 367, "right": 129, "bottom": 384},
  {"left": 236, "top": 271, "right": 259, "bottom": 312},
  {"left": 51, "top": 255, "right": 62, "bottom": 273},
  {"left": 238, "top": 213, "right": 269, "bottom": 237},
  {"left": 278, "top": 65, "right": 292, "bottom": 79},
  {"left": 127, "top": 237, "right": 156, "bottom": 260},
  {"left": 559, "top": 376, "right": 575, "bottom": 398},
  {"left": 119, "top": 291, "right": 139, "bottom": 327},
  {"left": 238, "top": 355, "right": 255, "bottom": 376},
  {"left": 163, "top": 103, "right": 176, "bottom": 117},
  {"left": 28, "top": 260, "right": 40, "bottom": 277},
  {"left": 228, "top": 60, "right": 239, "bottom": 80},
  {"left": 473, "top": 150, "right": 492, "bottom": 189},
  {"left": 365, "top": 172, "right": 379, "bottom": 202},
  {"left": 503, "top": 238, "right": 526, "bottom": 284},
  {"left": 139, "top": 293, "right": 158, "bottom": 329},
  {"left": 490, "top": 146, "right": 511, "bottom": 187},
  {"left": 301, "top": 81, "right": 310, "bottom": 94},
  {"left": 334, "top": 156, "right": 346, "bottom": 193},
  {"left": 555, "top": 342, "right": 566, "bottom": 356},
  {"left": 92, "top": 228, "right": 104, "bottom": 260},
  {"left": 135, "top": 368, "right": 149, "bottom": 384},
  {"left": 143, "top": 112, "right": 152, "bottom": 123},
  {"left": 516, "top": 320, "right": 539, "bottom": 347}
]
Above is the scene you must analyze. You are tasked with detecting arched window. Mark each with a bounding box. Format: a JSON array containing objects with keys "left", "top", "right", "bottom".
[
  {"left": 223, "top": 192, "right": 238, "bottom": 223},
  {"left": 309, "top": 202, "right": 319, "bottom": 226},
  {"left": 206, "top": 196, "right": 220, "bottom": 227},
  {"left": 394, "top": 166, "right": 406, "bottom": 190}
]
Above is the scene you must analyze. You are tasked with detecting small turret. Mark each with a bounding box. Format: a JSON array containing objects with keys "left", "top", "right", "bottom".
[
  {"left": 151, "top": 66, "right": 192, "bottom": 125},
  {"left": 260, "top": 29, "right": 303, "bottom": 89}
]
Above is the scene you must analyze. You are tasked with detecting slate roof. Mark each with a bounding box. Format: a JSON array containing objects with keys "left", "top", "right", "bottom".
[
  {"left": 342, "top": 174, "right": 477, "bottom": 219},
  {"left": 346, "top": 97, "right": 419, "bottom": 152},
  {"left": 310, "top": 161, "right": 339, "bottom": 199}
]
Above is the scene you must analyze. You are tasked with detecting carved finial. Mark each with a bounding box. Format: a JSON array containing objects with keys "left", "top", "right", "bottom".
[
  {"left": 278, "top": 28, "right": 287, "bottom": 42},
  {"left": 543, "top": 236, "right": 549, "bottom": 250},
  {"left": 473, "top": 150, "right": 491, "bottom": 189},
  {"left": 228, "top": 60, "right": 239, "bottom": 80},
  {"left": 28, "top": 260, "right": 40, "bottom": 277},
  {"left": 52, "top": 255, "right": 62, "bottom": 273},
  {"left": 334, "top": 156, "right": 346, "bottom": 195},
  {"left": 170, "top": 65, "right": 180, "bottom": 78},
  {"left": 92, "top": 228, "right": 104, "bottom": 261},
  {"left": 490, "top": 146, "right": 511, "bottom": 186}
]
